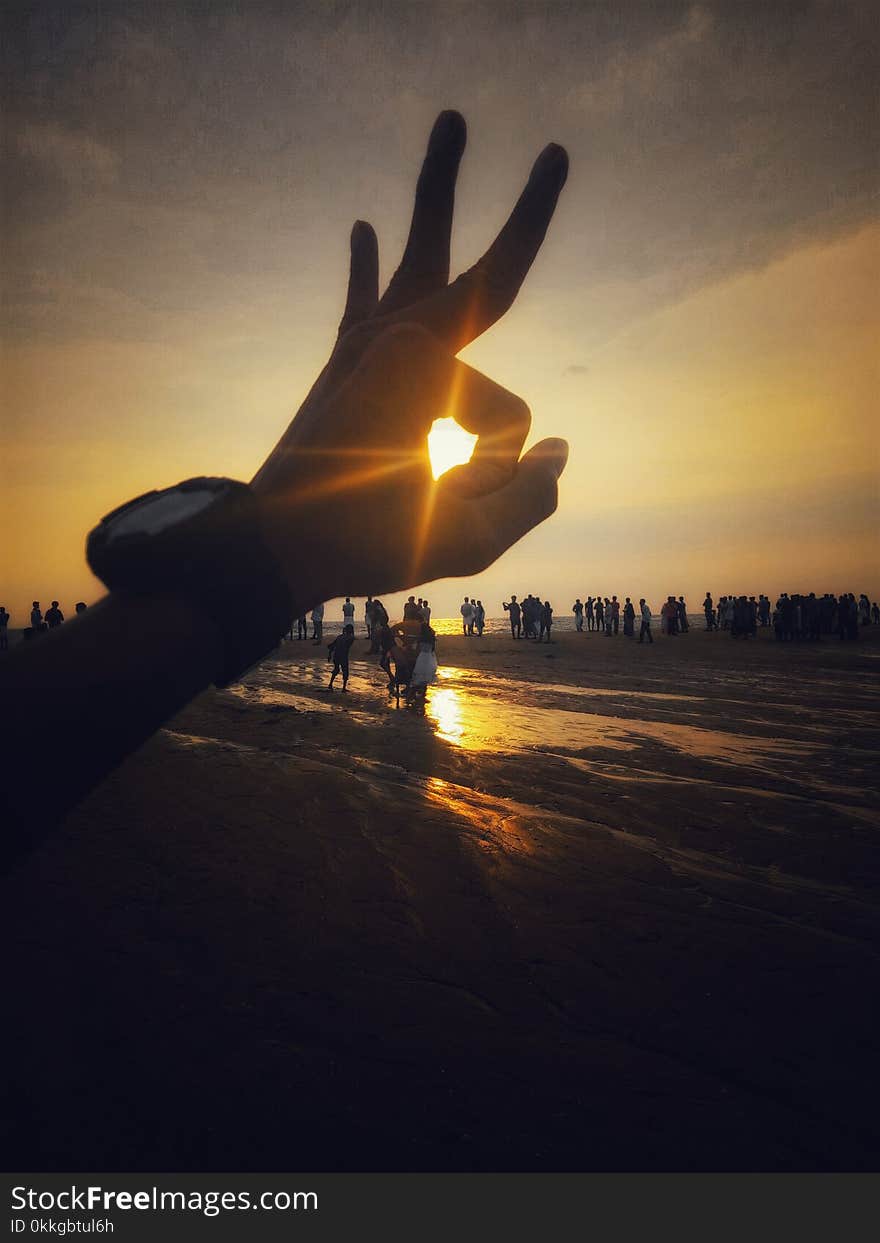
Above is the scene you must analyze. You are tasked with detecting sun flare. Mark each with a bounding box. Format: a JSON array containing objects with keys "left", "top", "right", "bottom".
[{"left": 427, "top": 417, "right": 478, "bottom": 481}]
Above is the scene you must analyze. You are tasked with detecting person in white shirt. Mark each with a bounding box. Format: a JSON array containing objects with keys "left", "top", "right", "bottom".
[
  {"left": 460, "top": 596, "right": 475, "bottom": 635},
  {"left": 638, "top": 599, "right": 653, "bottom": 644},
  {"left": 311, "top": 602, "right": 324, "bottom": 644}
]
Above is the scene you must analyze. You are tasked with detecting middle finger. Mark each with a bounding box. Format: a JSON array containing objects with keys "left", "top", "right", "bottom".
[{"left": 387, "top": 141, "right": 568, "bottom": 352}]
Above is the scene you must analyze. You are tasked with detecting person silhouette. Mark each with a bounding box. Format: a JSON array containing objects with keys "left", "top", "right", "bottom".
[
  {"left": 369, "top": 599, "right": 389, "bottom": 653},
  {"left": 460, "top": 596, "right": 475, "bottom": 635},
  {"left": 662, "top": 597, "right": 677, "bottom": 635},
  {"left": 677, "top": 596, "right": 688, "bottom": 633},
  {"left": 523, "top": 594, "right": 538, "bottom": 639},
  {"left": 30, "top": 601, "right": 42, "bottom": 630},
  {"left": 572, "top": 598, "right": 584, "bottom": 631},
  {"left": 45, "top": 601, "right": 64, "bottom": 628},
  {"left": 342, "top": 596, "right": 356, "bottom": 629},
  {"left": 703, "top": 593, "right": 715, "bottom": 630},
  {"left": 638, "top": 599, "right": 653, "bottom": 644},
  {"left": 603, "top": 598, "right": 613, "bottom": 636},
  {"left": 311, "top": 602, "right": 324, "bottom": 643},
  {"left": 327, "top": 623, "right": 356, "bottom": 691},
  {"left": 503, "top": 594, "right": 521, "bottom": 639},
  {"left": 409, "top": 620, "right": 439, "bottom": 706},
  {"left": 623, "top": 597, "right": 635, "bottom": 637},
  {"left": 540, "top": 600, "right": 553, "bottom": 642},
  {"left": 0, "top": 605, "right": 9, "bottom": 650}
]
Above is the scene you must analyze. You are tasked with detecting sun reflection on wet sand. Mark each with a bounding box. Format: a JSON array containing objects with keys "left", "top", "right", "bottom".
[
  {"left": 226, "top": 684, "right": 335, "bottom": 713},
  {"left": 426, "top": 678, "right": 814, "bottom": 769},
  {"left": 423, "top": 776, "right": 539, "bottom": 857},
  {"left": 225, "top": 661, "right": 389, "bottom": 722},
  {"left": 426, "top": 687, "right": 466, "bottom": 747},
  {"left": 436, "top": 666, "right": 703, "bottom": 703}
]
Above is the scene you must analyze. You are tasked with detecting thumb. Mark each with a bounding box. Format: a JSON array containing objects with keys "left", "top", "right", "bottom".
[{"left": 444, "top": 437, "right": 568, "bottom": 568}]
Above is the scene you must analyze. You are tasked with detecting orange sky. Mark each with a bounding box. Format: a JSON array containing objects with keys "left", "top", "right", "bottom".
[{"left": 4, "top": 3, "right": 878, "bottom": 625}]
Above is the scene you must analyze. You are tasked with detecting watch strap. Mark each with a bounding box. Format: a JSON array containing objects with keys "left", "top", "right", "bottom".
[{"left": 86, "top": 478, "right": 293, "bottom": 687}]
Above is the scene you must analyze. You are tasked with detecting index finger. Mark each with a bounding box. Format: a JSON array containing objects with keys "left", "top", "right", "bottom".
[
  {"left": 386, "top": 142, "right": 568, "bottom": 352},
  {"left": 340, "top": 322, "right": 534, "bottom": 456}
]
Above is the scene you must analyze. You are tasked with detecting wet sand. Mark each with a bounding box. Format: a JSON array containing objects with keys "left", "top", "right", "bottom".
[{"left": 4, "top": 626, "right": 880, "bottom": 1170}]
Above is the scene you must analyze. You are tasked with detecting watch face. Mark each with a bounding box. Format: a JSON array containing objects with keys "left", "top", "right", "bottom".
[{"left": 110, "top": 487, "right": 216, "bottom": 539}]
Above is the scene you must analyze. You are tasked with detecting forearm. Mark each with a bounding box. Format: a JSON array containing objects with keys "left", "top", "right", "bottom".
[{"left": 1, "top": 592, "right": 222, "bottom": 865}]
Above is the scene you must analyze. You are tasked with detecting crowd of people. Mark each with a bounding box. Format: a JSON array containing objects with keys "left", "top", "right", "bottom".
[
  {"left": 566, "top": 590, "right": 876, "bottom": 643},
  {"left": 458, "top": 597, "right": 486, "bottom": 635},
  {"left": 568, "top": 591, "right": 877, "bottom": 641},
  {"left": 4, "top": 588, "right": 877, "bottom": 662},
  {"left": 238, "top": 584, "right": 880, "bottom": 698},
  {"left": 371, "top": 596, "right": 438, "bottom": 705},
  {"left": 448, "top": 588, "right": 878, "bottom": 646},
  {"left": 501, "top": 595, "right": 556, "bottom": 641},
  {"left": 570, "top": 595, "right": 650, "bottom": 637},
  {"left": 317, "top": 595, "right": 437, "bottom": 702},
  {"left": 701, "top": 591, "right": 878, "bottom": 640},
  {"left": 0, "top": 599, "right": 89, "bottom": 647}
]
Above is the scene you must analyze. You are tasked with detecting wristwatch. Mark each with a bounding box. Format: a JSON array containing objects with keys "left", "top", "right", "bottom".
[{"left": 86, "top": 477, "right": 293, "bottom": 686}]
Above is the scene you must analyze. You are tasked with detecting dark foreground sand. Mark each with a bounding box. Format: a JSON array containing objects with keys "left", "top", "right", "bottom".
[{"left": 4, "top": 626, "right": 880, "bottom": 1170}]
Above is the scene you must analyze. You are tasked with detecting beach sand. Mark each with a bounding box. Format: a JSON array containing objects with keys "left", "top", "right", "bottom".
[{"left": 5, "top": 626, "right": 880, "bottom": 1170}]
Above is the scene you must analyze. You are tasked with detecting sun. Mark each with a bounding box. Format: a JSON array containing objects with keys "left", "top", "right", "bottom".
[{"left": 427, "top": 417, "right": 478, "bottom": 481}]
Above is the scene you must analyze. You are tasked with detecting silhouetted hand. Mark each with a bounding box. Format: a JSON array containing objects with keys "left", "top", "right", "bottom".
[{"left": 252, "top": 111, "right": 569, "bottom": 605}]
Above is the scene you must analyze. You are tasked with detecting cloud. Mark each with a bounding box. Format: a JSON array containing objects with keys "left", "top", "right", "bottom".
[
  {"left": 563, "top": 364, "right": 590, "bottom": 377},
  {"left": 559, "top": 1, "right": 879, "bottom": 300},
  {"left": 566, "top": 4, "right": 714, "bottom": 120},
  {"left": 2, "top": 0, "right": 876, "bottom": 350},
  {"left": 16, "top": 122, "right": 118, "bottom": 186}
]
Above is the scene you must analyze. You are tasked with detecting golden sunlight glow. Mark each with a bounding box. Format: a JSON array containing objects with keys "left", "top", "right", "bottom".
[
  {"left": 423, "top": 776, "right": 538, "bottom": 857},
  {"left": 427, "top": 417, "right": 478, "bottom": 480},
  {"left": 426, "top": 686, "right": 466, "bottom": 746}
]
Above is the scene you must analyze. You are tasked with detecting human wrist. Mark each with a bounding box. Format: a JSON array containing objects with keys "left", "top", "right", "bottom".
[
  {"left": 87, "top": 477, "right": 295, "bottom": 687},
  {"left": 252, "top": 489, "right": 334, "bottom": 619}
]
